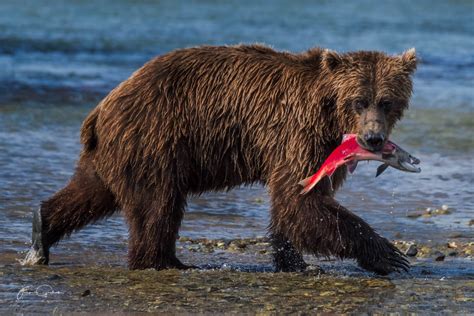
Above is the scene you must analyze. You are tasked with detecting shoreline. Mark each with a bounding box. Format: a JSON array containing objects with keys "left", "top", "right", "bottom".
[{"left": 1, "top": 237, "right": 473, "bottom": 314}]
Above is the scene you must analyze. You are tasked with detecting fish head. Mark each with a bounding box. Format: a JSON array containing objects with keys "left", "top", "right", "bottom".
[
  {"left": 322, "top": 49, "right": 417, "bottom": 153},
  {"left": 379, "top": 141, "right": 421, "bottom": 174}
]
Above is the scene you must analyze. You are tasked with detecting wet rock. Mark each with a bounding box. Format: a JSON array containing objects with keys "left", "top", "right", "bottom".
[
  {"left": 179, "top": 236, "right": 192, "bottom": 243},
  {"left": 306, "top": 265, "right": 325, "bottom": 274},
  {"left": 264, "top": 303, "right": 276, "bottom": 311},
  {"left": 187, "top": 244, "right": 200, "bottom": 252},
  {"left": 406, "top": 210, "right": 424, "bottom": 218},
  {"left": 405, "top": 244, "right": 418, "bottom": 257},
  {"left": 449, "top": 233, "right": 467, "bottom": 239},
  {"left": 433, "top": 251, "right": 445, "bottom": 261},
  {"left": 228, "top": 240, "right": 247, "bottom": 252},
  {"left": 422, "top": 214, "right": 433, "bottom": 219},
  {"left": 434, "top": 207, "right": 451, "bottom": 215},
  {"left": 206, "top": 286, "right": 218, "bottom": 293},
  {"left": 47, "top": 274, "right": 62, "bottom": 281},
  {"left": 366, "top": 279, "right": 392, "bottom": 288},
  {"left": 81, "top": 289, "right": 91, "bottom": 297},
  {"left": 419, "top": 246, "right": 431, "bottom": 257},
  {"left": 468, "top": 219, "right": 474, "bottom": 226},
  {"left": 447, "top": 242, "right": 458, "bottom": 249}
]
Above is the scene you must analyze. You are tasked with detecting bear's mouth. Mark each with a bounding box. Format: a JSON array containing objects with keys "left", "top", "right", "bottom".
[{"left": 355, "top": 135, "right": 379, "bottom": 152}]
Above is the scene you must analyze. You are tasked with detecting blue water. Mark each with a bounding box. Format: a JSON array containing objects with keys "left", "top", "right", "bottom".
[{"left": 0, "top": 0, "right": 473, "bottom": 263}]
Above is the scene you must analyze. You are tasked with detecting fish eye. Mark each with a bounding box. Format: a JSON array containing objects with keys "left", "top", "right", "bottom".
[{"left": 353, "top": 100, "right": 368, "bottom": 112}]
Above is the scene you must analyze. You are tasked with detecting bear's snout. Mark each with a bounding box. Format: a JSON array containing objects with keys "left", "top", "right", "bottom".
[{"left": 362, "top": 131, "right": 385, "bottom": 152}]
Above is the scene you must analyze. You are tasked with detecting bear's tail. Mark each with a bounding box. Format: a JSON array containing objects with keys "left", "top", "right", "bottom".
[{"left": 80, "top": 107, "right": 99, "bottom": 152}]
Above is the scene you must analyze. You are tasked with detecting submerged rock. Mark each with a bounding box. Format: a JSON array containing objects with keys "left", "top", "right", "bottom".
[
  {"left": 406, "top": 244, "right": 418, "bottom": 257},
  {"left": 406, "top": 210, "right": 424, "bottom": 218},
  {"left": 433, "top": 251, "right": 446, "bottom": 261}
]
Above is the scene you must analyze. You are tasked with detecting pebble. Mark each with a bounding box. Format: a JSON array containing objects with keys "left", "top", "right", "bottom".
[
  {"left": 206, "top": 286, "right": 218, "bottom": 293},
  {"left": 47, "top": 274, "right": 62, "bottom": 281},
  {"left": 230, "top": 241, "right": 247, "bottom": 249},
  {"left": 433, "top": 251, "right": 445, "bottom": 261},
  {"left": 319, "top": 291, "right": 336, "bottom": 297},
  {"left": 179, "top": 237, "right": 191, "bottom": 242},
  {"left": 81, "top": 289, "right": 91, "bottom": 297},
  {"left": 447, "top": 242, "right": 457, "bottom": 248},
  {"left": 406, "top": 211, "right": 424, "bottom": 218},
  {"left": 228, "top": 242, "right": 246, "bottom": 252},
  {"left": 434, "top": 208, "right": 451, "bottom": 215},
  {"left": 405, "top": 244, "right": 418, "bottom": 257}
]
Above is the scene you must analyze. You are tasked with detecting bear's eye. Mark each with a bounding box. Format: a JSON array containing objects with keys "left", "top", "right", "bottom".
[
  {"left": 353, "top": 100, "right": 369, "bottom": 113},
  {"left": 379, "top": 100, "right": 392, "bottom": 112}
]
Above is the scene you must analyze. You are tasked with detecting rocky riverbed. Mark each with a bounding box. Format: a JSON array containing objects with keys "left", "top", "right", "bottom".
[{"left": 1, "top": 237, "right": 473, "bottom": 314}]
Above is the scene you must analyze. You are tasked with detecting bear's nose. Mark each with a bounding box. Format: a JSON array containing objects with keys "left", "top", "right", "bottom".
[{"left": 363, "top": 132, "right": 385, "bottom": 152}]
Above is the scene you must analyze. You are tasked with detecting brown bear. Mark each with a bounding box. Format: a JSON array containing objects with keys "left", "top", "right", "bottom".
[{"left": 24, "top": 44, "right": 417, "bottom": 275}]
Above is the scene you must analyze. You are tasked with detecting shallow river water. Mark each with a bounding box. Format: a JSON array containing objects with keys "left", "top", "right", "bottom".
[{"left": 0, "top": 0, "right": 473, "bottom": 314}]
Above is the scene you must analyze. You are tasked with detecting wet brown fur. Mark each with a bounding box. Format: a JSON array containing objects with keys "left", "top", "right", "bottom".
[{"left": 39, "top": 44, "right": 417, "bottom": 274}]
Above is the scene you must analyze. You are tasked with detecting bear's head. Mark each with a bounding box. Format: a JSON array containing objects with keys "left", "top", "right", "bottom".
[{"left": 322, "top": 48, "right": 417, "bottom": 152}]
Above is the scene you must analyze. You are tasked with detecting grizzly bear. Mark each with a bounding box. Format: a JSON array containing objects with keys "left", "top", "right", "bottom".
[{"left": 25, "top": 44, "right": 417, "bottom": 275}]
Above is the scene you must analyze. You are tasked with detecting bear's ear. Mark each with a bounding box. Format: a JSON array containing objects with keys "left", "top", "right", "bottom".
[
  {"left": 322, "top": 49, "right": 344, "bottom": 72},
  {"left": 400, "top": 48, "right": 417, "bottom": 74}
]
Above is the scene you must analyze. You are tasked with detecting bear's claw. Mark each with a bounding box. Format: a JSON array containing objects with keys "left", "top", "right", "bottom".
[{"left": 357, "top": 239, "right": 410, "bottom": 275}]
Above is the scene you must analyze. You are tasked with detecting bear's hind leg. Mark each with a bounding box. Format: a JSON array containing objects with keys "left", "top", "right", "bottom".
[
  {"left": 124, "top": 189, "right": 190, "bottom": 270},
  {"left": 23, "top": 156, "right": 118, "bottom": 265}
]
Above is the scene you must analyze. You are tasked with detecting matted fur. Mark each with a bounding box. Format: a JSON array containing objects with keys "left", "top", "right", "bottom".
[{"left": 37, "top": 44, "right": 416, "bottom": 274}]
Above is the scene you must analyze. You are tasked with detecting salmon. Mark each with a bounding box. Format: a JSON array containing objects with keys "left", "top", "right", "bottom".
[{"left": 299, "top": 134, "right": 421, "bottom": 194}]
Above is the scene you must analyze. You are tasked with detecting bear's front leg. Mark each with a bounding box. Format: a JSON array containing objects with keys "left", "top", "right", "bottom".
[
  {"left": 269, "top": 181, "right": 409, "bottom": 275},
  {"left": 271, "top": 232, "right": 308, "bottom": 272}
]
